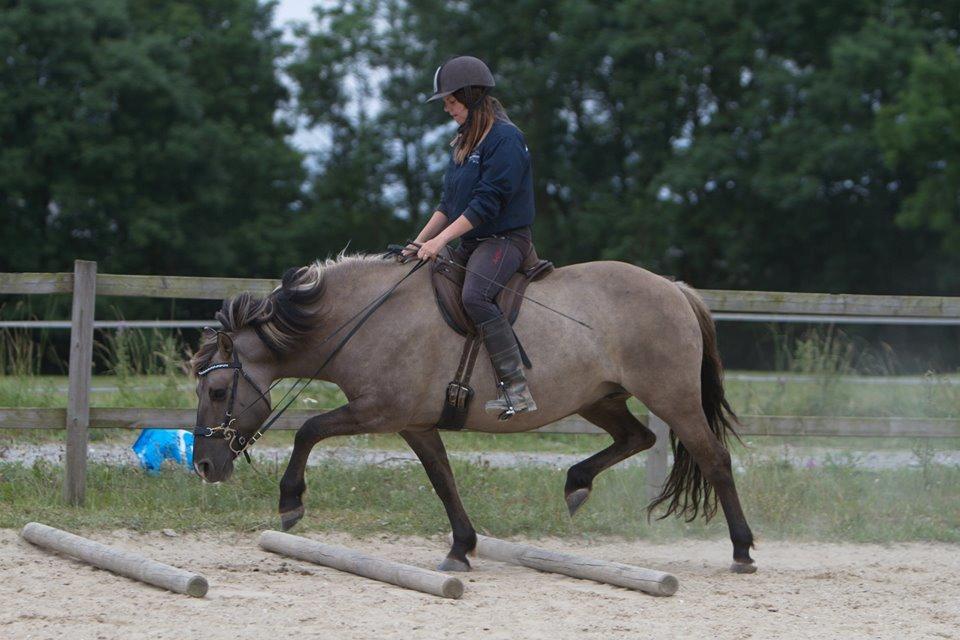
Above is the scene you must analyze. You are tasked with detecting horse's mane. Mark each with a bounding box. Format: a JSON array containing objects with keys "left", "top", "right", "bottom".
[{"left": 190, "top": 251, "right": 388, "bottom": 374}]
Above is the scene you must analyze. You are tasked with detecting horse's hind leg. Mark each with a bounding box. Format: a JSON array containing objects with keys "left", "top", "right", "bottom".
[
  {"left": 647, "top": 398, "right": 756, "bottom": 573},
  {"left": 400, "top": 429, "right": 477, "bottom": 572},
  {"left": 565, "top": 393, "right": 657, "bottom": 516}
]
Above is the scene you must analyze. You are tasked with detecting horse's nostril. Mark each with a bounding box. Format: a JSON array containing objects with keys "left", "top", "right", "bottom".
[{"left": 194, "top": 459, "right": 212, "bottom": 479}]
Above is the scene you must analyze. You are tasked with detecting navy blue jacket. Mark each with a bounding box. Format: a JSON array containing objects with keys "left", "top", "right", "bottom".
[{"left": 437, "top": 120, "right": 535, "bottom": 240}]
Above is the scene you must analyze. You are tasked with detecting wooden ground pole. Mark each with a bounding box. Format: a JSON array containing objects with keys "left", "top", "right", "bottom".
[
  {"left": 472, "top": 534, "right": 678, "bottom": 596},
  {"left": 21, "top": 522, "right": 208, "bottom": 597},
  {"left": 259, "top": 530, "right": 464, "bottom": 599}
]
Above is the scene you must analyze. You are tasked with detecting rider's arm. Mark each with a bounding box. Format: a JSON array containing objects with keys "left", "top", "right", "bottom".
[
  {"left": 414, "top": 211, "right": 449, "bottom": 243},
  {"left": 431, "top": 214, "right": 474, "bottom": 244}
]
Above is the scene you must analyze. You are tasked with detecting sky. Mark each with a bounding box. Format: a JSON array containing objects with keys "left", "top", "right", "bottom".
[{"left": 273, "top": 0, "right": 319, "bottom": 31}]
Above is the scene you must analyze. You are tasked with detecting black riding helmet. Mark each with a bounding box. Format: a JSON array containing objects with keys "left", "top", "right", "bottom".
[{"left": 425, "top": 55, "right": 495, "bottom": 104}]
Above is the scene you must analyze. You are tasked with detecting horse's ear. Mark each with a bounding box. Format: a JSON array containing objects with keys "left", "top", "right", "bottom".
[
  {"left": 202, "top": 326, "right": 217, "bottom": 340},
  {"left": 216, "top": 331, "right": 234, "bottom": 358}
]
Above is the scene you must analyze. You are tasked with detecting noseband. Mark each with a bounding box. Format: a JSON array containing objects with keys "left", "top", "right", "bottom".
[{"left": 194, "top": 348, "right": 271, "bottom": 460}]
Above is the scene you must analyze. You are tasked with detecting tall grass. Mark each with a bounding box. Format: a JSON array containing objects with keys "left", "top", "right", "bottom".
[
  {"left": 781, "top": 325, "right": 885, "bottom": 416},
  {"left": 0, "top": 299, "right": 66, "bottom": 377},
  {"left": 1, "top": 323, "right": 958, "bottom": 451},
  {"left": 94, "top": 324, "right": 188, "bottom": 408},
  {"left": 731, "top": 325, "right": 960, "bottom": 418},
  {"left": 0, "top": 301, "right": 64, "bottom": 409}
]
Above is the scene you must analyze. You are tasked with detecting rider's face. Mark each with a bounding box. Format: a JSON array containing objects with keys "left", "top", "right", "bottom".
[{"left": 443, "top": 95, "right": 468, "bottom": 125}]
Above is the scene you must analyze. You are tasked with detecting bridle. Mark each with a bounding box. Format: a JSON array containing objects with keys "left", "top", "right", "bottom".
[{"left": 193, "top": 346, "right": 272, "bottom": 461}]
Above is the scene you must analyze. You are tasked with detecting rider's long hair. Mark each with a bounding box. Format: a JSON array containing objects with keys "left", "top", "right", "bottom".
[{"left": 450, "top": 87, "right": 511, "bottom": 165}]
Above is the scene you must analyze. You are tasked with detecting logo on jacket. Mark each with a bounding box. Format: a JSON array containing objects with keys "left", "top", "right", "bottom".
[{"left": 468, "top": 151, "right": 480, "bottom": 164}]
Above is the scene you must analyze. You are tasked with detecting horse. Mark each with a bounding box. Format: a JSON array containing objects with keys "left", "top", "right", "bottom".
[{"left": 190, "top": 253, "right": 756, "bottom": 573}]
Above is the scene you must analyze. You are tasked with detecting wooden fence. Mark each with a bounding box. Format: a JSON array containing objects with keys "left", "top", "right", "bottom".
[{"left": 2, "top": 260, "right": 959, "bottom": 505}]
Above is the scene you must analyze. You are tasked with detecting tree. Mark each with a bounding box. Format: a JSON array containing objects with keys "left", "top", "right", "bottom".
[
  {"left": 0, "top": 0, "right": 305, "bottom": 277},
  {"left": 877, "top": 43, "right": 960, "bottom": 288}
]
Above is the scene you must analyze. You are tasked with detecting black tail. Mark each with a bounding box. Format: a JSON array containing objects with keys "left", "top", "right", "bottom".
[{"left": 647, "top": 282, "right": 741, "bottom": 522}]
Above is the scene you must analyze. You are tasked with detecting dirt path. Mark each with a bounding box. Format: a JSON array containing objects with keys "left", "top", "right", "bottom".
[
  {"left": 2, "top": 529, "right": 957, "bottom": 639},
  {"left": 3, "top": 441, "right": 959, "bottom": 471}
]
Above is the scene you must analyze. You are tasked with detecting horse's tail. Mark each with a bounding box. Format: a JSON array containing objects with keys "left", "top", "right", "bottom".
[{"left": 647, "top": 281, "right": 741, "bottom": 522}]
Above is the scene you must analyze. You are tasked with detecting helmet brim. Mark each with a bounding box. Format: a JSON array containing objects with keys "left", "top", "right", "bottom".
[{"left": 424, "top": 90, "right": 454, "bottom": 103}]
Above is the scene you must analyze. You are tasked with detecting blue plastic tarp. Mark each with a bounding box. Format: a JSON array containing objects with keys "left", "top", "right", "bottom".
[{"left": 132, "top": 429, "right": 194, "bottom": 475}]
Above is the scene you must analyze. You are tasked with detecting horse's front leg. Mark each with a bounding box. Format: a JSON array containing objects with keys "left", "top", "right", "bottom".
[
  {"left": 400, "top": 429, "right": 477, "bottom": 572},
  {"left": 278, "top": 404, "right": 367, "bottom": 531}
]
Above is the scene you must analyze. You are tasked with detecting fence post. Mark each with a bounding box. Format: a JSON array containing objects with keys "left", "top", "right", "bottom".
[
  {"left": 645, "top": 413, "right": 670, "bottom": 504},
  {"left": 63, "top": 260, "right": 96, "bottom": 506}
]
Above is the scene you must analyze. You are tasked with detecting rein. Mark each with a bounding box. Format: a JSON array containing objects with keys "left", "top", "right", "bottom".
[{"left": 194, "top": 259, "right": 427, "bottom": 462}]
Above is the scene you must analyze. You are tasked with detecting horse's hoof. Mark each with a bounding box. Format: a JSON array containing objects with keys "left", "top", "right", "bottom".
[
  {"left": 565, "top": 488, "right": 591, "bottom": 516},
  {"left": 437, "top": 556, "right": 472, "bottom": 572},
  {"left": 279, "top": 505, "right": 305, "bottom": 531},
  {"left": 730, "top": 560, "right": 757, "bottom": 574}
]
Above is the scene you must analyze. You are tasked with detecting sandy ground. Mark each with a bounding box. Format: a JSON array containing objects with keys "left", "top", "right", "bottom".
[{"left": 2, "top": 530, "right": 958, "bottom": 640}]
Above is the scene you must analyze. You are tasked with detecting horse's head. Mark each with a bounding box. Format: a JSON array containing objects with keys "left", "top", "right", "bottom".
[
  {"left": 191, "top": 327, "right": 273, "bottom": 482},
  {"left": 191, "top": 264, "right": 329, "bottom": 481}
]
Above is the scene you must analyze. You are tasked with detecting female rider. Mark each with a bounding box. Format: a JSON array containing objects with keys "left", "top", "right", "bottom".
[{"left": 403, "top": 55, "right": 537, "bottom": 420}]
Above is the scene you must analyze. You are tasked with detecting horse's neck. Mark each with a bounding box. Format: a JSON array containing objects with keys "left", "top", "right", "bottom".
[{"left": 274, "top": 260, "right": 392, "bottom": 380}]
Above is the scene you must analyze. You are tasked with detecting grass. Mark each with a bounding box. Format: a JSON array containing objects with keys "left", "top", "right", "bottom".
[
  {"left": 725, "top": 372, "right": 960, "bottom": 419},
  {"left": 1, "top": 459, "right": 957, "bottom": 543}
]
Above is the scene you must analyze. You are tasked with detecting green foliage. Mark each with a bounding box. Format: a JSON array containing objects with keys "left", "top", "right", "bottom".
[
  {"left": 0, "top": 300, "right": 64, "bottom": 376},
  {"left": 94, "top": 325, "right": 186, "bottom": 407},
  {"left": 4, "top": 0, "right": 960, "bottom": 296},
  {"left": 877, "top": 42, "right": 960, "bottom": 282},
  {"left": 287, "top": 0, "right": 960, "bottom": 292},
  {"left": 0, "top": 0, "right": 305, "bottom": 277}
]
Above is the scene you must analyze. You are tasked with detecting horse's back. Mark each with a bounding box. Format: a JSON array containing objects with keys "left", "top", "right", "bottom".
[
  {"left": 524, "top": 260, "right": 695, "bottom": 328},
  {"left": 514, "top": 259, "right": 703, "bottom": 380}
]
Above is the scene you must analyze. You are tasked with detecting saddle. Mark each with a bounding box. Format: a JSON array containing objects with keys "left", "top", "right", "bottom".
[
  {"left": 430, "top": 243, "right": 554, "bottom": 430},
  {"left": 431, "top": 245, "right": 554, "bottom": 337}
]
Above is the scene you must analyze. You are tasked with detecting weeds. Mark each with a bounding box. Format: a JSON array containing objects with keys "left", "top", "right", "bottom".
[
  {"left": 0, "top": 299, "right": 66, "bottom": 377},
  {"left": 94, "top": 321, "right": 188, "bottom": 408}
]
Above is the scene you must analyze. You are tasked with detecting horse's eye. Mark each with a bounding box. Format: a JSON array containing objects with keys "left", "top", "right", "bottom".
[{"left": 209, "top": 388, "right": 227, "bottom": 401}]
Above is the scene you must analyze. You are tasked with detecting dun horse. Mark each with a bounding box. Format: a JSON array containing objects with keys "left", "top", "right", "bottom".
[{"left": 191, "top": 254, "right": 756, "bottom": 573}]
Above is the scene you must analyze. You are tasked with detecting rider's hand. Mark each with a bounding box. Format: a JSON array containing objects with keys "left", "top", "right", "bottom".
[
  {"left": 398, "top": 242, "right": 419, "bottom": 263},
  {"left": 417, "top": 237, "right": 446, "bottom": 261}
]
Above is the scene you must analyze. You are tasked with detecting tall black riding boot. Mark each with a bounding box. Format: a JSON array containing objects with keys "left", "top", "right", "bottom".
[{"left": 478, "top": 315, "right": 537, "bottom": 420}]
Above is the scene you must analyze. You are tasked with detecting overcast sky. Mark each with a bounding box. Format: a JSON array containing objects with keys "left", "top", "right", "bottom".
[{"left": 274, "top": 0, "right": 318, "bottom": 30}]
